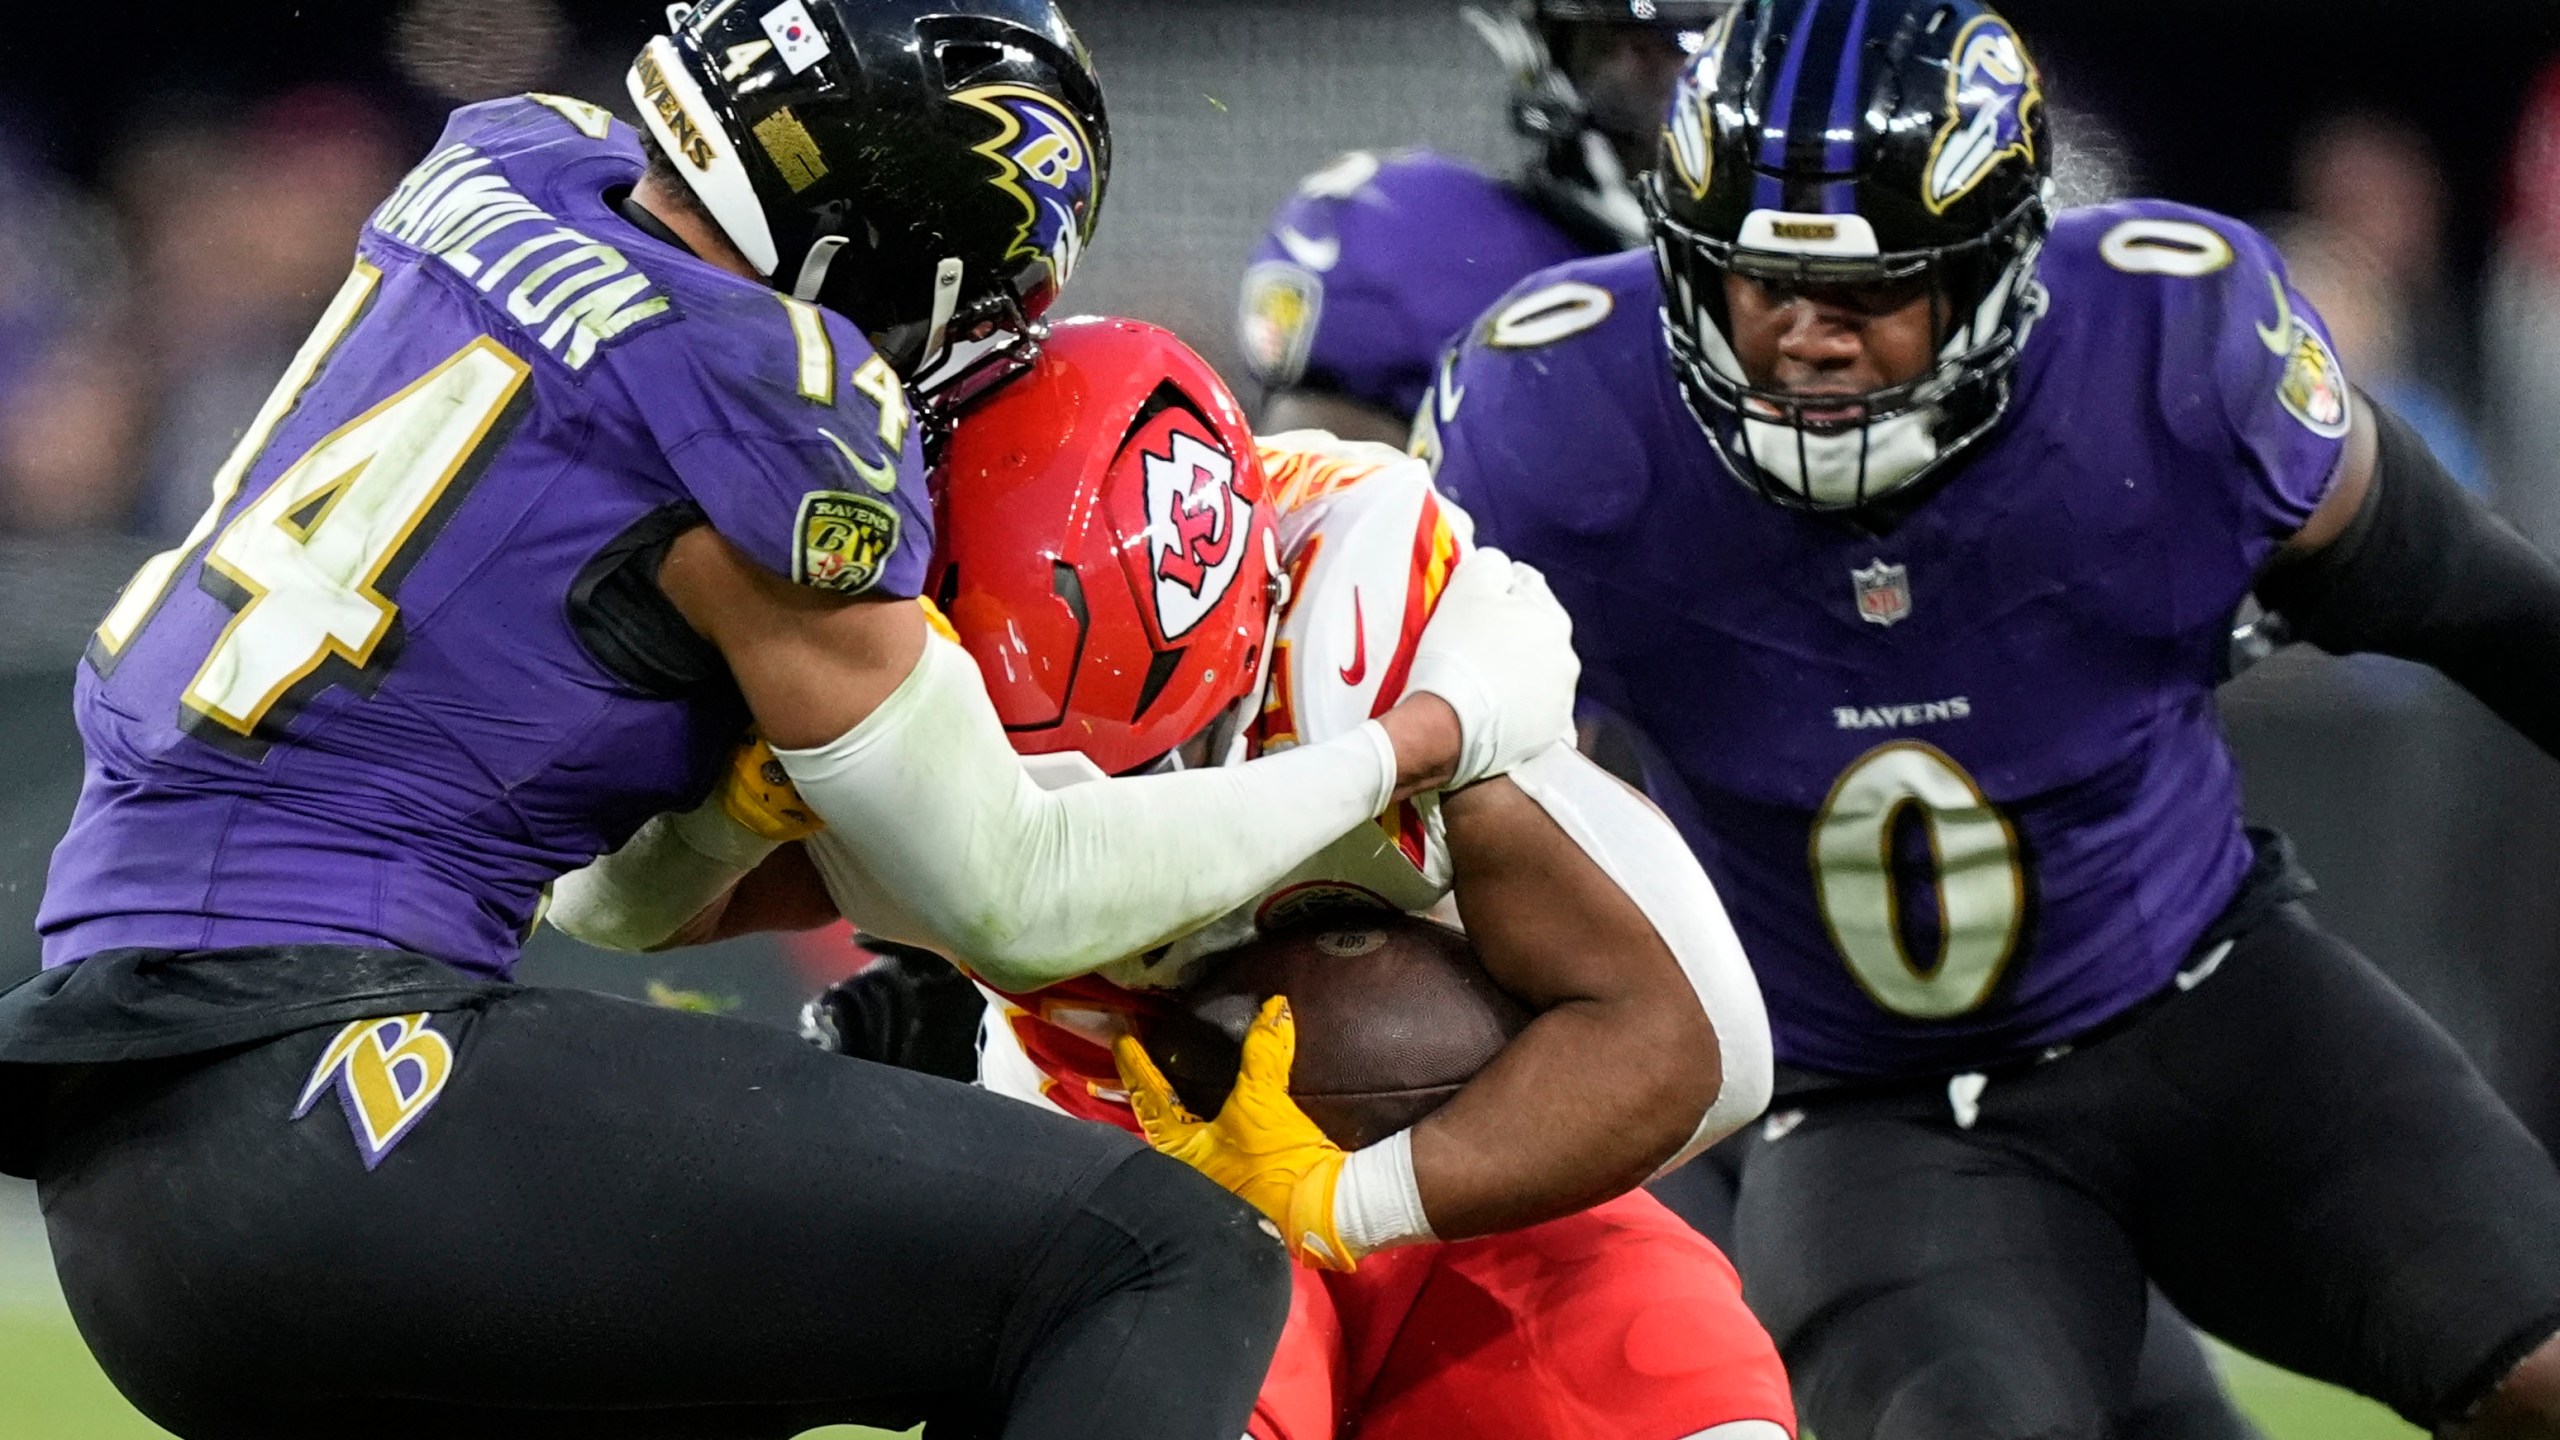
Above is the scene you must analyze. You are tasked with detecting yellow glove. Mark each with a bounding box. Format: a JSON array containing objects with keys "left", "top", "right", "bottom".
[
  {"left": 1114, "top": 996, "right": 1356, "bottom": 1272},
  {"left": 718, "top": 735, "right": 824, "bottom": 843}
]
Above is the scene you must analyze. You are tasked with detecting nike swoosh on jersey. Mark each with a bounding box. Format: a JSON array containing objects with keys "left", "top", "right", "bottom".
[
  {"left": 1432, "top": 349, "right": 1466, "bottom": 422},
  {"left": 820, "top": 427, "right": 899, "bottom": 493},
  {"left": 1277, "top": 226, "right": 1341, "bottom": 273},
  {"left": 1338, "top": 588, "right": 1369, "bottom": 685},
  {"left": 2255, "top": 272, "right": 2296, "bottom": 356}
]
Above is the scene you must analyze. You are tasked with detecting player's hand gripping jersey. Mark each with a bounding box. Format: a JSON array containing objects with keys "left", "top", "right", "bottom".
[
  {"left": 39, "top": 97, "right": 931, "bottom": 976},
  {"left": 1242, "top": 152, "right": 1588, "bottom": 422},
  {"left": 1425, "top": 203, "right": 2354, "bottom": 1078},
  {"left": 977, "top": 435, "right": 1472, "bottom": 1127}
]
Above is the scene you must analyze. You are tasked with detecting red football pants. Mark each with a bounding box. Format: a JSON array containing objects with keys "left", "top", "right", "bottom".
[{"left": 1247, "top": 1189, "right": 1796, "bottom": 1440}]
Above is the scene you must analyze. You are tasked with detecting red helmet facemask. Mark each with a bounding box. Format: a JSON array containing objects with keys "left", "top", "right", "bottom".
[{"left": 930, "top": 318, "right": 1283, "bottom": 776}]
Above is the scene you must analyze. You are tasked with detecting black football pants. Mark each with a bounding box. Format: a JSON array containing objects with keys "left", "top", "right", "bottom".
[
  {"left": 31, "top": 985, "right": 1290, "bottom": 1439},
  {"left": 1730, "top": 903, "right": 2560, "bottom": 1439},
  {"left": 1647, "top": 1140, "right": 2265, "bottom": 1440}
]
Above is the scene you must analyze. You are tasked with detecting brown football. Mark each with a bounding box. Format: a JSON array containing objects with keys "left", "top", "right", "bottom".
[{"left": 1135, "top": 908, "right": 1531, "bottom": 1149}]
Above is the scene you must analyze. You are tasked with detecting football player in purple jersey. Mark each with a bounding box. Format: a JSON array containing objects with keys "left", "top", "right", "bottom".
[
  {"left": 1421, "top": 1, "right": 2560, "bottom": 1437},
  {"left": 1238, "top": 1, "right": 1726, "bottom": 445},
  {"left": 0, "top": 2, "right": 1583, "bottom": 1436}
]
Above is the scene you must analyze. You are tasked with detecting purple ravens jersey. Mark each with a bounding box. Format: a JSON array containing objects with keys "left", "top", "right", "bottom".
[
  {"left": 1424, "top": 201, "right": 2352, "bottom": 1078},
  {"left": 1239, "top": 151, "right": 1590, "bottom": 422},
  {"left": 38, "top": 95, "right": 929, "bottom": 979}
]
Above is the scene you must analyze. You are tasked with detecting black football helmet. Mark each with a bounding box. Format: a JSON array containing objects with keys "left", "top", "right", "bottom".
[
  {"left": 1648, "top": 0, "right": 2052, "bottom": 510},
  {"left": 1467, "top": 0, "right": 1733, "bottom": 249},
  {"left": 630, "top": 0, "right": 1109, "bottom": 378}
]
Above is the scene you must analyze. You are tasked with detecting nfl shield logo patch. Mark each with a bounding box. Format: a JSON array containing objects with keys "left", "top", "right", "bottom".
[{"left": 1852, "top": 559, "right": 1912, "bottom": 626}]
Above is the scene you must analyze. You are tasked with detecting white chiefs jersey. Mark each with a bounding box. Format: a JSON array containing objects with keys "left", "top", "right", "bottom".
[{"left": 977, "top": 431, "right": 1475, "bottom": 1132}]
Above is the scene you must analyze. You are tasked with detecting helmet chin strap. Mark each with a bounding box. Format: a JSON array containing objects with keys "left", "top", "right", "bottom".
[
  {"left": 791, "top": 235, "right": 849, "bottom": 302},
  {"left": 917, "top": 258, "right": 968, "bottom": 375}
]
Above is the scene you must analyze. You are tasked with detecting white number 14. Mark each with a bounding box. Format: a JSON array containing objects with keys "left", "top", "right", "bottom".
[
  {"left": 92, "top": 259, "right": 530, "bottom": 740},
  {"left": 187, "top": 337, "right": 528, "bottom": 735}
]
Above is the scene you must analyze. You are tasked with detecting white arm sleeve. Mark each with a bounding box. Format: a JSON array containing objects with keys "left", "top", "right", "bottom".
[
  {"left": 545, "top": 797, "right": 779, "bottom": 953},
  {"left": 782, "top": 632, "right": 1401, "bottom": 993},
  {"left": 1503, "top": 745, "right": 1773, "bottom": 1171}
]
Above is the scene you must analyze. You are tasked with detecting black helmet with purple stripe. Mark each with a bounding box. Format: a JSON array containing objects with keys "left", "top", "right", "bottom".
[{"left": 1647, "top": 0, "right": 2053, "bottom": 510}]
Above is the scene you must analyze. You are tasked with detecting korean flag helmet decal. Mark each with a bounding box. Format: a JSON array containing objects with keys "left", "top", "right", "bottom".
[{"left": 1646, "top": 0, "right": 2053, "bottom": 511}]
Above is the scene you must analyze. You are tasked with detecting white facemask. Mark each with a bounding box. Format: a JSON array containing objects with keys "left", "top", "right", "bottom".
[
  {"left": 1734, "top": 402, "right": 1946, "bottom": 508},
  {"left": 1694, "top": 246, "right": 2043, "bottom": 507}
]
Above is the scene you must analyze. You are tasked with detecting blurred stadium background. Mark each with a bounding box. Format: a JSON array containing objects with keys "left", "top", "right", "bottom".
[{"left": 5, "top": 0, "right": 2560, "bottom": 1434}]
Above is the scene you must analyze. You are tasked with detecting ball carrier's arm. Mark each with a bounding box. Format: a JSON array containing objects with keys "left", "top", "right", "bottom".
[
  {"left": 1106, "top": 745, "right": 1771, "bottom": 1270},
  {"left": 1412, "top": 751, "right": 1769, "bottom": 1240}
]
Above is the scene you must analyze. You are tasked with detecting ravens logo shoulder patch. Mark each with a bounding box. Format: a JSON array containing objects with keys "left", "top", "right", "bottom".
[{"left": 795, "top": 490, "right": 901, "bottom": 594}]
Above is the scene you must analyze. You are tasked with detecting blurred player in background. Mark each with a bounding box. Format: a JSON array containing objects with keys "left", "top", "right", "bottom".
[
  {"left": 1422, "top": 0, "right": 2560, "bottom": 1436},
  {"left": 1239, "top": 0, "right": 1725, "bottom": 444},
  {"left": 0, "top": 1, "right": 1587, "bottom": 1435},
  {"left": 626, "top": 317, "right": 1793, "bottom": 1440}
]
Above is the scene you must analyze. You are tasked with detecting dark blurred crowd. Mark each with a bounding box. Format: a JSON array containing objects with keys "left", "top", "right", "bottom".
[
  {"left": 0, "top": 89, "right": 409, "bottom": 538},
  {"left": 4, "top": 51, "right": 2560, "bottom": 553}
]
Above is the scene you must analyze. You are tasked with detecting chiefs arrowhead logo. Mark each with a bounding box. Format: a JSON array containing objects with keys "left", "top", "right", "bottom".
[{"left": 1143, "top": 430, "right": 1255, "bottom": 641}]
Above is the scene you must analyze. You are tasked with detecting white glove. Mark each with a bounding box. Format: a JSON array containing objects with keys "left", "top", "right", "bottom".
[{"left": 1399, "top": 547, "right": 1580, "bottom": 789}]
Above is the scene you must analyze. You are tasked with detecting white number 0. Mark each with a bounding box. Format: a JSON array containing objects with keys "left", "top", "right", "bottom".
[
  {"left": 94, "top": 260, "right": 531, "bottom": 740},
  {"left": 1811, "top": 742, "right": 2026, "bottom": 1020},
  {"left": 2098, "top": 217, "right": 2235, "bottom": 279}
]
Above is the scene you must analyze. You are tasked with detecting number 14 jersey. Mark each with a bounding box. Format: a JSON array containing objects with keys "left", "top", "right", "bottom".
[
  {"left": 40, "top": 96, "right": 931, "bottom": 977},
  {"left": 1425, "top": 202, "right": 2351, "bottom": 1078}
]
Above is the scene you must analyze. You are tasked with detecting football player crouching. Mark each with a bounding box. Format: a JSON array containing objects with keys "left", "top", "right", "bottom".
[{"left": 651, "top": 319, "right": 1796, "bottom": 1440}]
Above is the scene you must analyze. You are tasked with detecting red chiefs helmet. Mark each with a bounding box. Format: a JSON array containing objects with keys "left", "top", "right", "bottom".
[{"left": 931, "top": 317, "right": 1280, "bottom": 775}]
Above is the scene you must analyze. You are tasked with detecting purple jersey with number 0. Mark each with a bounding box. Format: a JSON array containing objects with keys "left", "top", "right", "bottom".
[
  {"left": 1240, "top": 151, "right": 1589, "bottom": 423},
  {"left": 39, "top": 96, "right": 930, "bottom": 978},
  {"left": 1425, "top": 201, "right": 2351, "bottom": 1077}
]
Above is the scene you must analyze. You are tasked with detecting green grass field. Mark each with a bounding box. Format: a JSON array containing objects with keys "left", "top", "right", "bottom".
[{"left": 0, "top": 1307, "right": 2425, "bottom": 1440}]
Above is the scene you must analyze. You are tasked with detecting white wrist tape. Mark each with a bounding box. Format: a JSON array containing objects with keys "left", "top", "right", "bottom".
[
  {"left": 1333, "top": 1127, "right": 1435, "bottom": 1257},
  {"left": 546, "top": 800, "right": 779, "bottom": 952},
  {"left": 1504, "top": 745, "right": 1774, "bottom": 1170},
  {"left": 779, "top": 633, "right": 1400, "bottom": 992}
]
